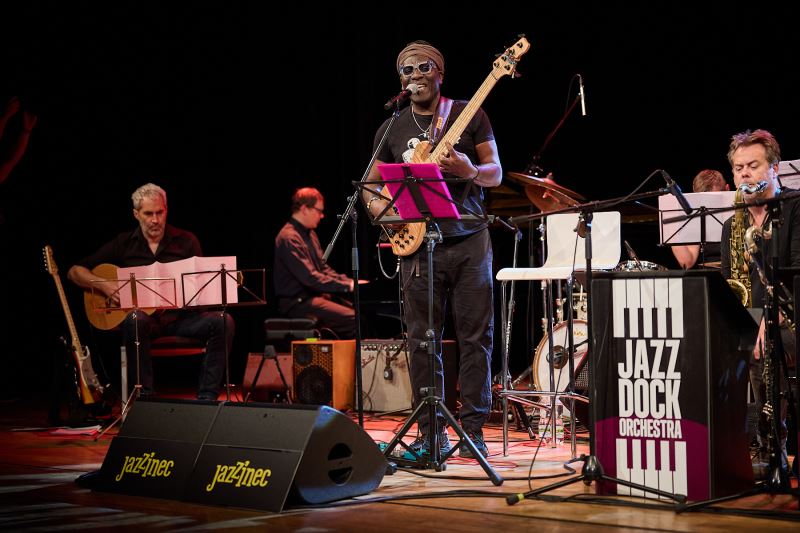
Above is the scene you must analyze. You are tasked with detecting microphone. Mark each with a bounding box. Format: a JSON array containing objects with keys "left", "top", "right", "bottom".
[
  {"left": 383, "top": 84, "right": 419, "bottom": 110},
  {"left": 578, "top": 74, "right": 586, "bottom": 116},
  {"left": 739, "top": 181, "right": 768, "bottom": 194},
  {"left": 662, "top": 170, "right": 692, "bottom": 215},
  {"left": 624, "top": 240, "right": 644, "bottom": 271}
]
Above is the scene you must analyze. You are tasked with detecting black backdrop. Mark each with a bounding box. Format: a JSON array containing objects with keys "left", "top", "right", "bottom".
[{"left": 2, "top": 3, "right": 799, "bottom": 395}]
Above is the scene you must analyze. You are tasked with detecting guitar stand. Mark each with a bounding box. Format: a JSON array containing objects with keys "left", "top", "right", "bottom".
[{"left": 244, "top": 345, "right": 292, "bottom": 404}]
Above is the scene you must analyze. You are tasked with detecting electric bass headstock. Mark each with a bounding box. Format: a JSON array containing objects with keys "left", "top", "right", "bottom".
[{"left": 491, "top": 35, "right": 530, "bottom": 79}]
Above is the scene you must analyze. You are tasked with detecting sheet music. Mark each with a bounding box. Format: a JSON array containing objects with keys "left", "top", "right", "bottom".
[
  {"left": 658, "top": 191, "right": 736, "bottom": 245},
  {"left": 779, "top": 158, "right": 800, "bottom": 189},
  {"left": 118, "top": 256, "right": 238, "bottom": 308}
]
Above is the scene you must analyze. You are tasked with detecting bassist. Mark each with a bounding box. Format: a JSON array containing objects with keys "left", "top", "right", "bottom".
[{"left": 363, "top": 41, "right": 503, "bottom": 458}]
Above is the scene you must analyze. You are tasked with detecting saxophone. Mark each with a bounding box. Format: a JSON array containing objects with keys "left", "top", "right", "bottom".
[{"left": 728, "top": 188, "right": 751, "bottom": 307}]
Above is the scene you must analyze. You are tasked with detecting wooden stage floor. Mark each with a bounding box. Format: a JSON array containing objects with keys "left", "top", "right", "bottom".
[{"left": 1, "top": 392, "right": 799, "bottom": 532}]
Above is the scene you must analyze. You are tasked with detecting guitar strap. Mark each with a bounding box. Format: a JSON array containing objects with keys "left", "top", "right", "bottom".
[{"left": 429, "top": 97, "right": 453, "bottom": 146}]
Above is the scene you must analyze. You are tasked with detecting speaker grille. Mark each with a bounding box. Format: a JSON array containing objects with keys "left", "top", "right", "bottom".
[
  {"left": 291, "top": 340, "right": 355, "bottom": 410},
  {"left": 296, "top": 365, "right": 333, "bottom": 405}
]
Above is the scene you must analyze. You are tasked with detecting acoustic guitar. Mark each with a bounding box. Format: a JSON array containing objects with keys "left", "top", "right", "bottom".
[
  {"left": 387, "top": 36, "right": 530, "bottom": 256},
  {"left": 82, "top": 263, "right": 155, "bottom": 330},
  {"left": 43, "top": 245, "right": 105, "bottom": 405}
]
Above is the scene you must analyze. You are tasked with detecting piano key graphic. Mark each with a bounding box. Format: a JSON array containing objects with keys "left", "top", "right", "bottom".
[
  {"left": 613, "top": 279, "right": 683, "bottom": 339},
  {"left": 615, "top": 438, "right": 687, "bottom": 499}
]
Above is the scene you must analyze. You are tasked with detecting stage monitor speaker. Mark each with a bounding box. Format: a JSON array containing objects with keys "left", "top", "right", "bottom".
[
  {"left": 86, "top": 399, "right": 386, "bottom": 512},
  {"left": 292, "top": 340, "right": 355, "bottom": 410},
  {"left": 242, "top": 352, "right": 293, "bottom": 402}
]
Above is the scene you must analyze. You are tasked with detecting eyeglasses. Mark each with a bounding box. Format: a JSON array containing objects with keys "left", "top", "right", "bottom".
[
  {"left": 399, "top": 60, "right": 436, "bottom": 77},
  {"left": 309, "top": 205, "right": 325, "bottom": 214}
]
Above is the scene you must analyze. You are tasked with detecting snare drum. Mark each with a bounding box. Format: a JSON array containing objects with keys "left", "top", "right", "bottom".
[{"left": 613, "top": 260, "right": 667, "bottom": 272}]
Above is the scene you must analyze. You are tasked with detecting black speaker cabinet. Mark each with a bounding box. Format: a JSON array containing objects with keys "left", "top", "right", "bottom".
[
  {"left": 292, "top": 340, "right": 355, "bottom": 410},
  {"left": 88, "top": 399, "right": 386, "bottom": 512}
]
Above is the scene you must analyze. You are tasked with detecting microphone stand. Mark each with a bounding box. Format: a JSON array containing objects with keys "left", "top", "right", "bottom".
[
  {"left": 322, "top": 102, "right": 404, "bottom": 428},
  {"left": 520, "top": 77, "right": 583, "bottom": 366}
]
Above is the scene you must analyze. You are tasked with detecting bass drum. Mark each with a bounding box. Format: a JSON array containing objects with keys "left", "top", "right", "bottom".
[
  {"left": 613, "top": 260, "right": 667, "bottom": 272},
  {"left": 533, "top": 320, "right": 590, "bottom": 422}
]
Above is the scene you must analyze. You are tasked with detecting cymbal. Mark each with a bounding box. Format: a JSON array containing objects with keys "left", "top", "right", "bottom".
[
  {"left": 486, "top": 184, "right": 533, "bottom": 216},
  {"left": 506, "top": 172, "right": 586, "bottom": 213}
]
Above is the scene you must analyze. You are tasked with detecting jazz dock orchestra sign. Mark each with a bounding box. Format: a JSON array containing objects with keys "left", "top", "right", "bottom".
[{"left": 595, "top": 277, "right": 707, "bottom": 500}]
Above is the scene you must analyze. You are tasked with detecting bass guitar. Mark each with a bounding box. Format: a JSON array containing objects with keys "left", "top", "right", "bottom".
[
  {"left": 387, "top": 36, "right": 530, "bottom": 256},
  {"left": 43, "top": 245, "right": 105, "bottom": 405}
]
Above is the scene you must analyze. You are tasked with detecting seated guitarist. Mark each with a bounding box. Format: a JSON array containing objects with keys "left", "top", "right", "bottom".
[
  {"left": 67, "top": 183, "right": 233, "bottom": 401},
  {"left": 362, "top": 41, "right": 502, "bottom": 458}
]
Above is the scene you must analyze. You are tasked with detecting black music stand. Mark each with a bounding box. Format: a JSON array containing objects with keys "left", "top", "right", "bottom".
[
  {"left": 182, "top": 265, "right": 266, "bottom": 402},
  {"left": 94, "top": 273, "right": 178, "bottom": 440},
  {"left": 359, "top": 163, "right": 502, "bottom": 485}
]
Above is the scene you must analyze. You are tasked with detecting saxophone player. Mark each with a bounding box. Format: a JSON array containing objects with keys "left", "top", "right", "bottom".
[{"left": 720, "top": 129, "right": 798, "bottom": 475}]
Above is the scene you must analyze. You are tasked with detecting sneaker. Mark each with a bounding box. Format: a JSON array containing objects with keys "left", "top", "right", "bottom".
[
  {"left": 458, "top": 430, "right": 489, "bottom": 458},
  {"left": 407, "top": 430, "right": 452, "bottom": 456}
]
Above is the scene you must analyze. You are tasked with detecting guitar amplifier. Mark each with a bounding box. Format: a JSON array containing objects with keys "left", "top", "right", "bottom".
[
  {"left": 360, "top": 340, "right": 413, "bottom": 412},
  {"left": 360, "top": 339, "right": 459, "bottom": 413}
]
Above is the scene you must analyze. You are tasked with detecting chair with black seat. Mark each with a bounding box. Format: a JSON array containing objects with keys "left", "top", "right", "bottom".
[
  {"left": 264, "top": 317, "right": 319, "bottom": 353},
  {"left": 120, "top": 336, "right": 207, "bottom": 403}
]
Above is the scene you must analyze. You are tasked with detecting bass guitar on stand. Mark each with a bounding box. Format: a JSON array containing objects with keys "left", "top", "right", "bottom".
[{"left": 43, "top": 245, "right": 105, "bottom": 406}]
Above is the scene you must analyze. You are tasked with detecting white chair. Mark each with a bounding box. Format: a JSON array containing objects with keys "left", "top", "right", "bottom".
[{"left": 496, "top": 211, "right": 621, "bottom": 455}]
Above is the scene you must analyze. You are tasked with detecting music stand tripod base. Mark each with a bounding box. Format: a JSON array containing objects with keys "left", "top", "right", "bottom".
[{"left": 367, "top": 169, "right": 502, "bottom": 484}]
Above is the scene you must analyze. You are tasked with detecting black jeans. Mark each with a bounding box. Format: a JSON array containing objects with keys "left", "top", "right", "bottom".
[
  {"left": 122, "top": 309, "right": 234, "bottom": 399},
  {"left": 401, "top": 229, "right": 494, "bottom": 434}
]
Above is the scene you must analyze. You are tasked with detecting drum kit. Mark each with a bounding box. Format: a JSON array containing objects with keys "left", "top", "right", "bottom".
[{"left": 496, "top": 171, "right": 665, "bottom": 438}]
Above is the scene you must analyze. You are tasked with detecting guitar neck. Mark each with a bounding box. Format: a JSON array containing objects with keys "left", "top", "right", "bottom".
[
  {"left": 429, "top": 72, "right": 499, "bottom": 162},
  {"left": 52, "top": 271, "right": 84, "bottom": 355}
]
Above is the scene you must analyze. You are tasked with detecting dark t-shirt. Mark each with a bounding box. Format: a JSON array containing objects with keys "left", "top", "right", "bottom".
[
  {"left": 373, "top": 100, "right": 495, "bottom": 238},
  {"left": 720, "top": 189, "right": 800, "bottom": 307},
  {"left": 75, "top": 225, "right": 202, "bottom": 269}
]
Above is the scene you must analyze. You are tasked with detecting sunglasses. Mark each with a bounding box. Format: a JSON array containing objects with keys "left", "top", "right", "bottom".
[{"left": 399, "top": 60, "right": 436, "bottom": 77}]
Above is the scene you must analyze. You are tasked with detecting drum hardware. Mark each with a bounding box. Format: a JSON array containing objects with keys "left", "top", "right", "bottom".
[{"left": 613, "top": 260, "right": 667, "bottom": 272}]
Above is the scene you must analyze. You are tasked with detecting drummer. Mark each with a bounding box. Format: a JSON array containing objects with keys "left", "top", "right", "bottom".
[{"left": 671, "top": 169, "right": 730, "bottom": 269}]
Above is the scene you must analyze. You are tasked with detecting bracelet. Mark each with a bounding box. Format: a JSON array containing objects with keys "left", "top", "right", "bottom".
[
  {"left": 470, "top": 164, "right": 480, "bottom": 180},
  {"left": 366, "top": 196, "right": 382, "bottom": 215}
]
